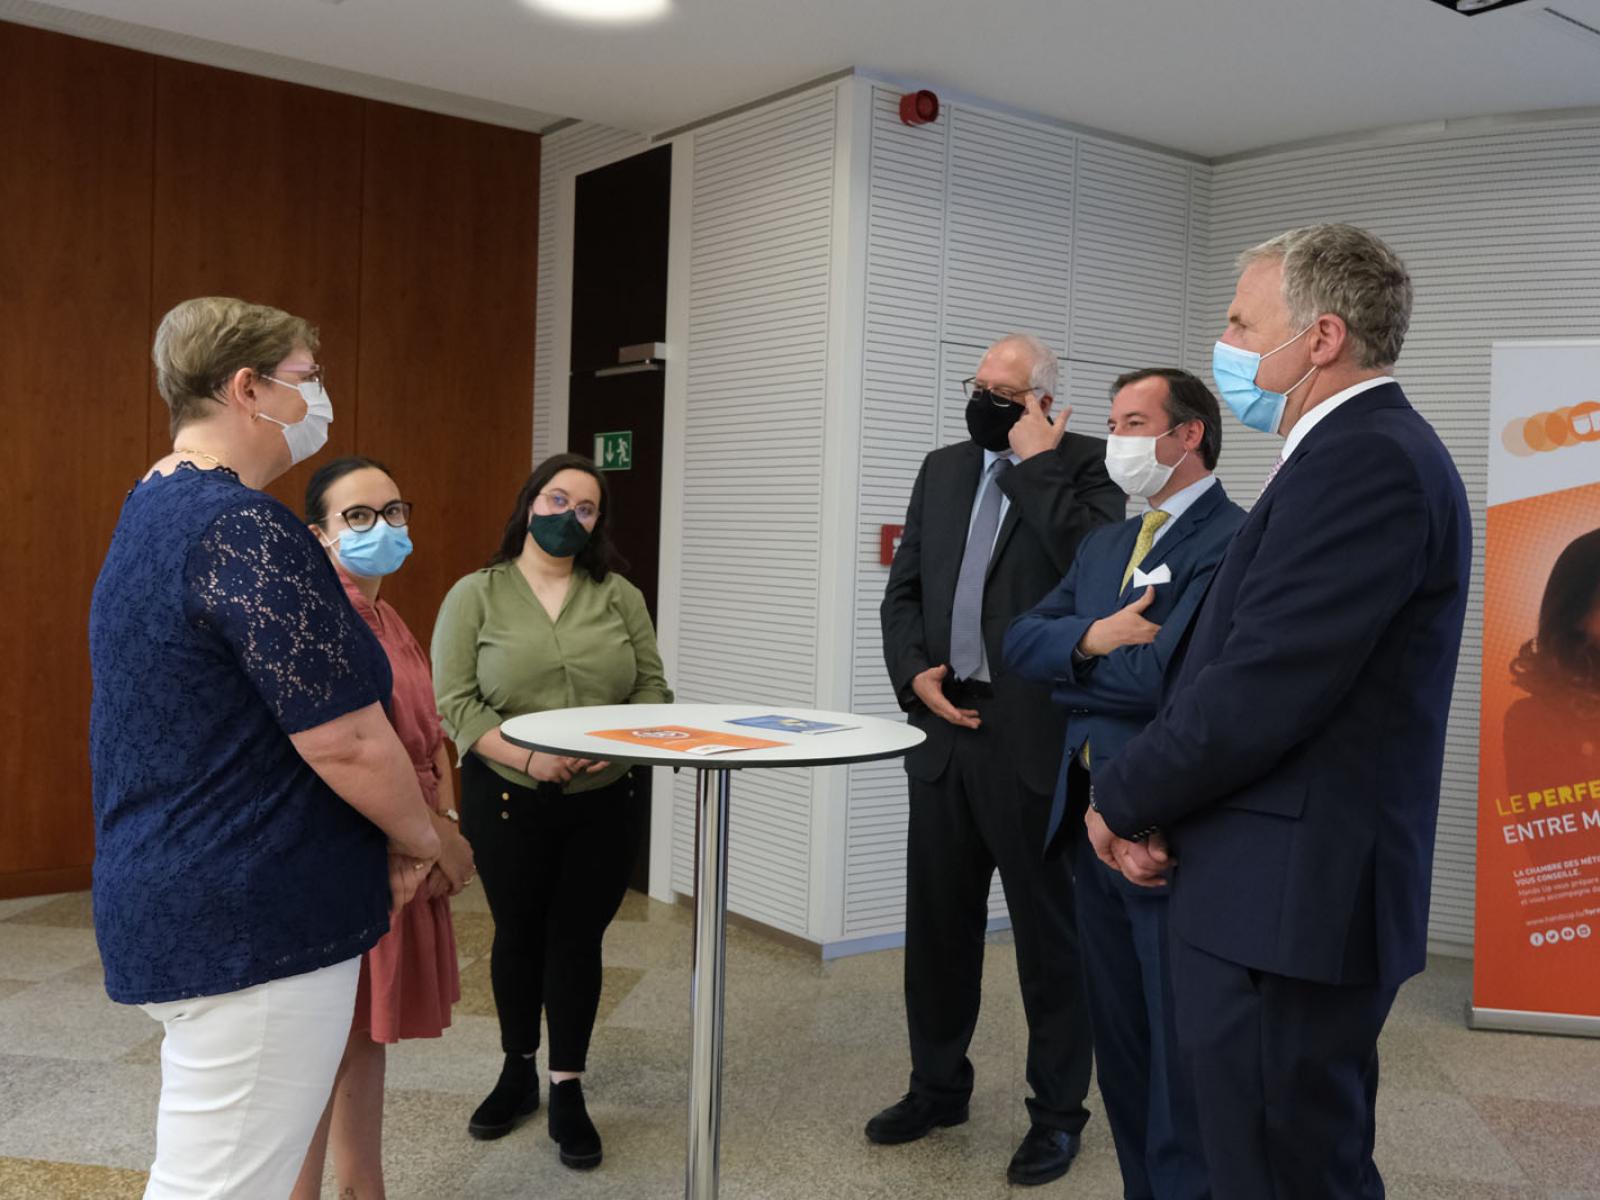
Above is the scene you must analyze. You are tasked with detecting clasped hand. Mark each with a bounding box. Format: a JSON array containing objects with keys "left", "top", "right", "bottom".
[
  {"left": 1084, "top": 806, "right": 1172, "bottom": 888},
  {"left": 426, "top": 815, "right": 476, "bottom": 899},
  {"left": 386, "top": 822, "right": 440, "bottom": 914}
]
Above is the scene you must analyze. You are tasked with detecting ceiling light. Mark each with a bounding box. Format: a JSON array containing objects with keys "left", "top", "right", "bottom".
[{"left": 524, "top": 0, "right": 671, "bottom": 22}]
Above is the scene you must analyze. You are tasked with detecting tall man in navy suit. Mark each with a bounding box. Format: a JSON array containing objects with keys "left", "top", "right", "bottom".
[
  {"left": 1005, "top": 367, "right": 1243, "bottom": 1200},
  {"left": 874, "top": 333, "right": 1124, "bottom": 1186},
  {"left": 1090, "top": 225, "right": 1472, "bottom": 1200}
]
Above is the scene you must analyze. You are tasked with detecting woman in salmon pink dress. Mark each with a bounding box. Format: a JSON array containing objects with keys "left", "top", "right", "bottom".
[{"left": 292, "top": 456, "right": 476, "bottom": 1199}]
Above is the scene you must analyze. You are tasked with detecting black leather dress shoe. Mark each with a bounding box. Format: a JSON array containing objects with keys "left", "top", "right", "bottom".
[
  {"left": 1006, "top": 1125, "right": 1081, "bottom": 1186},
  {"left": 864, "top": 1093, "right": 969, "bottom": 1145}
]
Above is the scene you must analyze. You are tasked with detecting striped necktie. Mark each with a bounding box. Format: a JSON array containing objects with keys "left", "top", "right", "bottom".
[{"left": 1257, "top": 455, "right": 1286, "bottom": 502}]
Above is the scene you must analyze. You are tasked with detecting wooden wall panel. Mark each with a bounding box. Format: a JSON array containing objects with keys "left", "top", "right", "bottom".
[
  {"left": 0, "top": 20, "right": 540, "bottom": 895},
  {"left": 355, "top": 103, "right": 540, "bottom": 644},
  {"left": 0, "top": 23, "right": 154, "bottom": 884},
  {"left": 149, "top": 58, "right": 365, "bottom": 512}
]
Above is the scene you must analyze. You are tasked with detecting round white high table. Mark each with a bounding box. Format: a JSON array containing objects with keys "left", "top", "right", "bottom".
[{"left": 500, "top": 703, "right": 924, "bottom": 1200}]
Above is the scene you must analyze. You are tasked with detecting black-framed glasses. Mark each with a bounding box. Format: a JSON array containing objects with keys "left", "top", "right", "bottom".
[
  {"left": 337, "top": 501, "right": 412, "bottom": 532},
  {"left": 962, "top": 377, "right": 1032, "bottom": 406},
  {"left": 539, "top": 490, "right": 599, "bottom": 524}
]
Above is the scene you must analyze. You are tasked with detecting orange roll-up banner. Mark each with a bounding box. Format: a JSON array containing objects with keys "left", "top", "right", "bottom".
[{"left": 1472, "top": 339, "right": 1600, "bottom": 1037}]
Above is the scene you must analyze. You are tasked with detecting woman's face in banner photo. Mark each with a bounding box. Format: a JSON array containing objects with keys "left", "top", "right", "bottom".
[
  {"left": 1513, "top": 530, "right": 1600, "bottom": 703},
  {"left": 1583, "top": 590, "right": 1600, "bottom": 651}
]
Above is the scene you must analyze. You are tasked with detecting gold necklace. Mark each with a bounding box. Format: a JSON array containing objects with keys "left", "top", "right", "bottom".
[{"left": 173, "top": 447, "right": 229, "bottom": 469}]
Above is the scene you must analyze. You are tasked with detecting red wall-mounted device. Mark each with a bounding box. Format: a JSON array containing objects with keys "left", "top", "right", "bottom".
[
  {"left": 880, "top": 524, "right": 906, "bottom": 565},
  {"left": 898, "top": 90, "right": 939, "bottom": 126}
]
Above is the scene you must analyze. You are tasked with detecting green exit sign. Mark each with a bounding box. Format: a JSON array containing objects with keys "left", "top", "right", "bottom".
[{"left": 594, "top": 430, "right": 633, "bottom": 471}]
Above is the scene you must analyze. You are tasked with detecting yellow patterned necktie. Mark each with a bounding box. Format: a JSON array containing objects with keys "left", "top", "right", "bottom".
[{"left": 1121, "top": 509, "right": 1171, "bottom": 591}]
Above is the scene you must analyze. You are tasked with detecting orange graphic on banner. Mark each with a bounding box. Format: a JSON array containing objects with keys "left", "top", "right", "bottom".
[
  {"left": 1475, "top": 482, "right": 1600, "bottom": 1019},
  {"left": 587, "top": 725, "right": 784, "bottom": 757},
  {"left": 1500, "top": 400, "right": 1600, "bottom": 456}
]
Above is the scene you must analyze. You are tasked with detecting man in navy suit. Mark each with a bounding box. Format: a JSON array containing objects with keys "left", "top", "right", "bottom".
[
  {"left": 1005, "top": 367, "right": 1244, "bottom": 1200},
  {"left": 1090, "top": 224, "right": 1471, "bottom": 1200}
]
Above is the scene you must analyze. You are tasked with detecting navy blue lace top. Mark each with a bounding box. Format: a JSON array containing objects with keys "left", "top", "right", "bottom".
[{"left": 89, "top": 464, "right": 393, "bottom": 1005}]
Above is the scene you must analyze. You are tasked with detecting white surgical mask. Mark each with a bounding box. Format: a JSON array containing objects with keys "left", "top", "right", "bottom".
[
  {"left": 1105, "top": 427, "right": 1186, "bottom": 499},
  {"left": 260, "top": 376, "right": 333, "bottom": 465}
]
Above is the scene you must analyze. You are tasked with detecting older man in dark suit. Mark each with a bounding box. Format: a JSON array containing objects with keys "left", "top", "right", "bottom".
[
  {"left": 873, "top": 333, "right": 1123, "bottom": 1186},
  {"left": 1091, "top": 225, "right": 1472, "bottom": 1200}
]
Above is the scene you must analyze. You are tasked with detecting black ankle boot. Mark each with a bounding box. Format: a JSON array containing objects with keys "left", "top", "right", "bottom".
[
  {"left": 467, "top": 1054, "right": 539, "bottom": 1140},
  {"left": 548, "top": 1078, "right": 602, "bottom": 1169}
]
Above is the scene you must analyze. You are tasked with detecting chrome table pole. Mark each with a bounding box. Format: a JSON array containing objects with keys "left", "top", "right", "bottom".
[{"left": 686, "top": 766, "right": 732, "bottom": 1200}]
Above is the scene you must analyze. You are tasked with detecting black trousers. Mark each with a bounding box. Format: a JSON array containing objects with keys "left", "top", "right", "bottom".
[
  {"left": 903, "top": 702, "right": 1093, "bottom": 1134},
  {"left": 1170, "top": 935, "right": 1398, "bottom": 1200},
  {"left": 460, "top": 753, "right": 644, "bottom": 1071}
]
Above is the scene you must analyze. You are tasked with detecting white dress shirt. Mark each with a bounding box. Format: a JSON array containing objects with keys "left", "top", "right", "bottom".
[{"left": 1147, "top": 474, "right": 1218, "bottom": 548}]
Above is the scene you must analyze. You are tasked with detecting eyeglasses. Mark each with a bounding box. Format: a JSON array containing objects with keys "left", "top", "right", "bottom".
[
  {"left": 962, "top": 377, "right": 1033, "bottom": 406},
  {"left": 336, "top": 501, "right": 412, "bottom": 532},
  {"left": 282, "top": 364, "right": 326, "bottom": 386},
  {"left": 540, "top": 490, "right": 599, "bottom": 524}
]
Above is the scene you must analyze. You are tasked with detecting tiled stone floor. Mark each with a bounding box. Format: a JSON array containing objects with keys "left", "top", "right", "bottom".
[{"left": 2, "top": 887, "right": 1597, "bottom": 1198}]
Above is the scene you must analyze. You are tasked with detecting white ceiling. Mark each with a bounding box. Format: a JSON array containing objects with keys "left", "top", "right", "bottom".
[{"left": 11, "top": 0, "right": 1600, "bottom": 157}]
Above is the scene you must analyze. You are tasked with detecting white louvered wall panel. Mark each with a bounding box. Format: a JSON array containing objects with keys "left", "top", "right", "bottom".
[
  {"left": 533, "top": 123, "right": 649, "bottom": 463},
  {"left": 1062, "top": 359, "right": 1133, "bottom": 450},
  {"left": 1196, "top": 120, "right": 1600, "bottom": 953},
  {"left": 1181, "top": 165, "right": 1220, "bottom": 384},
  {"left": 942, "top": 107, "right": 1074, "bottom": 350},
  {"left": 846, "top": 87, "right": 948, "bottom": 935},
  {"left": 845, "top": 85, "right": 1197, "bottom": 939},
  {"left": 1071, "top": 141, "right": 1193, "bottom": 368},
  {"left": 668, "top": 88, "right": 840, "bottom": 936}
]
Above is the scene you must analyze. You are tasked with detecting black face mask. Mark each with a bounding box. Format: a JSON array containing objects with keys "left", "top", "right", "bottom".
[
  {"left": 965, "top": 392, "right": 1024, "bottom": 451},
  {"left": 528, "top": 511, "right": 591, "bottom": 558}
]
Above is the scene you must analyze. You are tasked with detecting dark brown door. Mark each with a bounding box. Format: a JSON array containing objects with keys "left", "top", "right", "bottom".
[{"left": 566, "top": 145, "right": 670, "bottom": 892}]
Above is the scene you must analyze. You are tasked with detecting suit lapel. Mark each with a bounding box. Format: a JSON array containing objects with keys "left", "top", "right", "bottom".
[
  {"left": 1116, "top": 482, "right": 1229, "bottom": 600},
  {"left": 1282, "top": 381, "right": 1410, "bottom": 476},
  {"left": 1139, "top": 483, "right": 1223, "bottom": 568},
  {"left": 985, "top": 497, "right": 1022, "bottom": 583},
  {"left": 936, "top": 444, "right": 984, "bottom": 602},
  {"left": 1106, "top": 518, "right": 1144, "bottom": 603}
]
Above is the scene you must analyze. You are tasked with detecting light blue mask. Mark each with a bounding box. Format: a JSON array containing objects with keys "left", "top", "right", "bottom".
[
  {"left": 336, "top": 523, "right": 413, "bottom": 578},
  {"left": 1211, "top": 324, "right": 1316, "bottom": 434}
]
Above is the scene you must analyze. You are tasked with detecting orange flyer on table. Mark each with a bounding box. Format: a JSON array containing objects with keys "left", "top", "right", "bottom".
[{"left": 588, "top": 725, "right": 785, "bottom": 757}]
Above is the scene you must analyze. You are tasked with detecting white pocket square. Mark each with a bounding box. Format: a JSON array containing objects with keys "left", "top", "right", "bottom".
[{"left": 1131, "top": 563, "right": 1172, "bottom": 587}]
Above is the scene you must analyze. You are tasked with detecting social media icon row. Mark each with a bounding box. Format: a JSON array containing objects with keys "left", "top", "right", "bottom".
[{"left": 1529, "top": 924, "right": 1593, "bottom": 947}]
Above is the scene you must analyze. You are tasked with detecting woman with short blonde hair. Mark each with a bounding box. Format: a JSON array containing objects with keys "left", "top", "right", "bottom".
[{"left": 89, "top": 296, "right": 440, "bottom": 1199}]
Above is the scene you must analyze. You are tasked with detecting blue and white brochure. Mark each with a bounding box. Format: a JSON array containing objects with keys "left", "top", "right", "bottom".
[{"left": 727, "top": 714, "right": 858, "bottom": 736}]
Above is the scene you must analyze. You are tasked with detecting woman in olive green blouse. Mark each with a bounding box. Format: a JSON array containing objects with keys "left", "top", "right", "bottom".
[{"left": 432, "top": 453, "right": 671, "bottom": 1171}]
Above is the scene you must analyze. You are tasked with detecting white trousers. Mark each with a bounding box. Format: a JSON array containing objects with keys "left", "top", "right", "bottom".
[{"left": 139, "top": 956, "right": 360, "bottom": 1200}]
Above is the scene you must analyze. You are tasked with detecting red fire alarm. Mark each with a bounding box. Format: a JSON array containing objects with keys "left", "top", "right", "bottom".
[
  {"left": 880, "top": 524, "right": 906, "bottom": 565},
  {"left": 898, "top": 90, "right": 939, "bottom": 127}
]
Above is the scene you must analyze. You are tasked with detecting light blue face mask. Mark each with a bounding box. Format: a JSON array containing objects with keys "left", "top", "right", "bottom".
[
  {"left": 335, "top": 522, "right": 413, "bottom": 578},
  {"left": 1211, "top": 324, "right": 1316, "bottom": 434}
]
